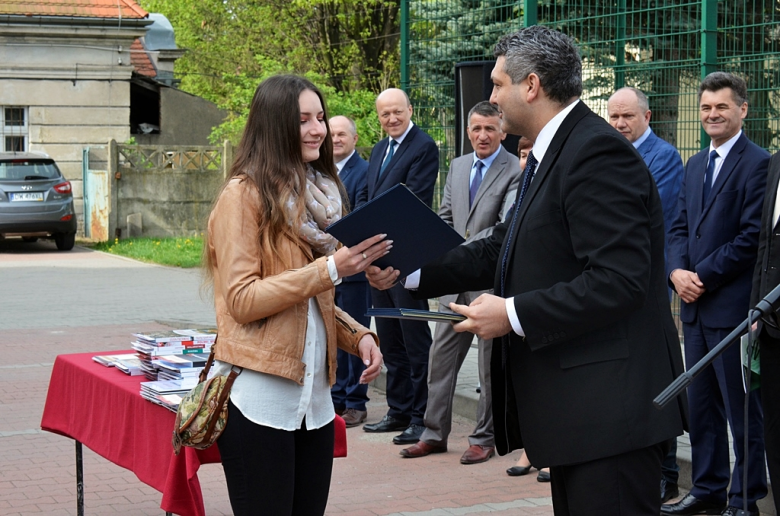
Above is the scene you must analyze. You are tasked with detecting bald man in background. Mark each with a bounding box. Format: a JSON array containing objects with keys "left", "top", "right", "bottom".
[{"left": 357, "top": 89, "right": 439, "bottom": 445}]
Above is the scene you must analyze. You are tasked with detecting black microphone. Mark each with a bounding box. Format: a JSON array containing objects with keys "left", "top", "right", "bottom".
[{"left": 753, "top": 281, "right": 780, "bottom": 328}]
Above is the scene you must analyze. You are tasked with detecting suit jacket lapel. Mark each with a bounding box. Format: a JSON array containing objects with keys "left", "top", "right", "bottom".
[
  {"left": 769, "top": 159, "right": 780, "bottom": 232},
  {"left": 505, "top": 102, "right": 590, "bottom": 266},
  {"left": 698, "top": 134, "right": 747, "bottom": 222},
  {"left": 456, "top": 157, "right": 471, "bottom": 220},
  {"left": 375, "top": 125, "right": 417, "bottom": 191},
  {"left": 369, "top": 138, "right": 389, "bottom": 192}
]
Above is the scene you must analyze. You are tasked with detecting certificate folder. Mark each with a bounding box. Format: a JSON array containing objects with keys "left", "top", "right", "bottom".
[
  {"left": 326, "top": 184, "right": 465, "bottom": 275},
  {"left": 367, "top": 308, "right": 466, "bottom": 323}
]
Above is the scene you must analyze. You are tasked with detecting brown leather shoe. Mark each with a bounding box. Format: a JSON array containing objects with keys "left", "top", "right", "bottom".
[
  {"left": 460, "top": 445, "right": 495, "bottom": 464},
  {"left": 341, "top": 408, "right": 367, "bottom": 428},
  {"left": 399, "top": 440, "right": 447, "bottom": 458}
]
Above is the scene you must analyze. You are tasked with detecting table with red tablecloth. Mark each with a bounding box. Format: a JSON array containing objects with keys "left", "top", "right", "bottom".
[{"left": 41, "top": 351, "right": 347, "bottom": 516}]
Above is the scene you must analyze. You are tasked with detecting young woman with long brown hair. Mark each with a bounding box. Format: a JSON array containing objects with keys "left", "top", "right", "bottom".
[{"left": 204, "top": 74, "right": 386, "bottom": 515}]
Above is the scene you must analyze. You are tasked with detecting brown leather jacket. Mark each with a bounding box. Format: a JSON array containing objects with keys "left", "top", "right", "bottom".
[{"left": 207, "top": 176, "right": 377, "bottom": 386}]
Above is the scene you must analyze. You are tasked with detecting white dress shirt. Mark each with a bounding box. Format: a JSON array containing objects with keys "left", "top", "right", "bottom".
[{"left": 706, "top": 130, "right": 742, "bottom": 188}]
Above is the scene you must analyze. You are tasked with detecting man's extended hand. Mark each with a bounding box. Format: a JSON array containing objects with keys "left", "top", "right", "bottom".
[
  {"left": 670, "top": 269, "right": 706, "bottom": 304},
  {"left": 450, "top": 293, "right": 512, "bottom": 340},
  {"left": 365, "top": 265, "right": 400, "bottom": 291}
]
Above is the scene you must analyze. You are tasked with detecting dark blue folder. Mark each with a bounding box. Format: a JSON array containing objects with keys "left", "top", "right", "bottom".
[{"left": 325, "top": 184, "right": 464, "bottom": 275}]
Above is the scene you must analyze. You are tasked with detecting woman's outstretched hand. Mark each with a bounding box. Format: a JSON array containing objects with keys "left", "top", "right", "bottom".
[
  {"left": 357, "top": 335, "right": 383, "bottom": 384},
  {"left": 333, "top": 233, "right": 392, "bottom": 279}
]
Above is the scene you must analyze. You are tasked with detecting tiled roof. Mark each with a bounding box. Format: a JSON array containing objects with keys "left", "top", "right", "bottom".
[
  {"left": 0, "top": 0, "right": 148, "bottom": 19},
  {"left": 131, "top": 38, "right": 156, "bottom": 77}
]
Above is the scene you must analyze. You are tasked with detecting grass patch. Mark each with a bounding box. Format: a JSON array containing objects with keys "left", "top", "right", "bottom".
[{"left": 91, "top": 237, "right": 203, "bottom": 268}]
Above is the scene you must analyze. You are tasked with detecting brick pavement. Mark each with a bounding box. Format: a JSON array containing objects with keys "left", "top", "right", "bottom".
[
  {"left": 3, "top": 239, "right": 773, "bottom": 515},
  {"left": 0, "top": 240, "right": 552, "bottom": 515}
]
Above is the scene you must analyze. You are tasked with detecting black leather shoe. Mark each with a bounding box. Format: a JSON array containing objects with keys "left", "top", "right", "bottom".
[
  {"left": 392, "top": 424, "right": 425, "bottom": 444},
  {"left": 661, "top": 493, "right": 724, "bottom": 515},
  {"left": 506, "top": 465, "right": 532, "bottom": 477},
  {"left": 661, "top": 478, "right": 680, "bottom": 503},
  {"left": 721, "top": 507, "right": 759, "bottom": 516},
  {"left": 363, "top": 415, "right": 410, "bottom": 433},
  {"left": 536, "top": 470, "right": 550, "bottom": 482}
]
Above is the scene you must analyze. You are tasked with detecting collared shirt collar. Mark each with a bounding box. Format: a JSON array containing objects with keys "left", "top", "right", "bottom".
[
  {"left": 392, "top": 120, "right": 415, "bottom": 146},
  {"left": 335, "top": 150, "right": 355, "bottom": 173},
  {"left": 709, "top": 129, "right": 742, "bottom": 160},
  {"left": 532, "top": 100, "right": 580, "bottom": 165},
  {"left": 472, "top": 146, "right": 502, "bottom": 171},
  {"left": 633, "top": 126, "right": 653, "bottom": 149}
]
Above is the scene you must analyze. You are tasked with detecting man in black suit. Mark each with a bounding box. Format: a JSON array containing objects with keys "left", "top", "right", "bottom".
[
  {"left": 368, "top": 26, "right": 686, "bottom": 514},
  {"left": 664, "top": 72, "right": 768, "bottom": 516},
  {"left": 358, "top": 88, "right": 439, "bottom": 445},
  {"left": 750, "top": 150, "right": 780, "bottom": 515},
  {"left": 329, "top": 115, "right": 372, "bottom": 427}
]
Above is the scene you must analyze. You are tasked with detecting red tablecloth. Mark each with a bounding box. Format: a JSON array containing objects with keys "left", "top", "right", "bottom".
[{"left": 41, "top": 351, "right": 347, "bottom": 516}]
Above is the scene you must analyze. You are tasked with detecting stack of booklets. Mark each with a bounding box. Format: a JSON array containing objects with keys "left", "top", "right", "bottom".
[
  {"left": 155, "top": 354, "right": 209, "bottom": 382},
  {"left": 132, "top": 328, "right": 216, "bottom": 380},
  {"left": 139, "top": 379, "right": 195, "bottom": 412},
  {"left": 92, "top": 353, "right": 145, "bottom": 376}
]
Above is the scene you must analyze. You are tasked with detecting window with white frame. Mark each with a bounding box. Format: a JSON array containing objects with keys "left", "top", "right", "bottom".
[{"left": 1, "top": 107, "right": 28, "bottom": 152}]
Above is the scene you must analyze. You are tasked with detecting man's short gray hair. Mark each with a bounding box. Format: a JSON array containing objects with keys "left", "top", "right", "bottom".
[
  {"left": 467, "top": 101, "right": 501, "bottom": 125},
  {"left": 493, "top": 26, "right": 582, "bottom": 105}
]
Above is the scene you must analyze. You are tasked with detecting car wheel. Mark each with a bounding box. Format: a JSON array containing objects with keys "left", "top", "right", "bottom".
[
  {"left": 22, "top": 237, "right": 38, "bottom": 243},
  {"left": 54, "top": 232, "right": 75, "bottom": 251}
]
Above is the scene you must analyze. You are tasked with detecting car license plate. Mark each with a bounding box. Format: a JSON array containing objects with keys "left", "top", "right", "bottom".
[{"left": 10, "top": 192, "right": 43, "bottom": 202}]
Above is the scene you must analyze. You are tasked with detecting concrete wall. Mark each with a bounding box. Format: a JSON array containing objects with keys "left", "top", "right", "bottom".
[
  {"left": 105, "top": 142, "right": 229, "bottom": 240},
  {"left": 134, "top": 88, "right": 226, "bottom": 146}
]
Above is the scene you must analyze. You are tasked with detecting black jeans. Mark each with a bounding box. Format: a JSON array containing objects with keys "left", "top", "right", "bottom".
[{"left": 217, "top": 400, "right": 334, "bottom": 516}]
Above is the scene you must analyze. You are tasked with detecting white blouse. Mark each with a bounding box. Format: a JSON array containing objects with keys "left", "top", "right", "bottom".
[{"left": 213, "top": 257, "right": 340, "bottom": 431}]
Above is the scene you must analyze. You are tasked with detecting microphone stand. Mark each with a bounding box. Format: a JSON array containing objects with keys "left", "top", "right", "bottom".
[{"left": 654, "top": 282, "right": 779, "bottom": 516}]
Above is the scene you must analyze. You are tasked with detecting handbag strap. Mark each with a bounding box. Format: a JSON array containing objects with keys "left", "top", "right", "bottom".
[
  {"left": 197, "top": 336, "right": 243, "bottom": 383},
  {"left": 199, "top": 336, "right": 218, "bottom": 383},
  {"left": 202, "top": 365, "right": 241, "bottom": 438}
]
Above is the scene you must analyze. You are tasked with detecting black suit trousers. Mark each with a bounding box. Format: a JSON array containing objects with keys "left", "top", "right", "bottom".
[
  {"left": 371, "top": 283, "right": 431, "bottom": 424},
  {"left": 549, "top": 440, "right": 669, "bottom": 516},
  {"left": 760, "top": 332, "right": 780, "bottom": 512}
]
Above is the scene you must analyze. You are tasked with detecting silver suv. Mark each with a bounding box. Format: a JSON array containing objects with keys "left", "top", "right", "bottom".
[{"left": 0, "top": 152, "right": 77, "bottom": 250}]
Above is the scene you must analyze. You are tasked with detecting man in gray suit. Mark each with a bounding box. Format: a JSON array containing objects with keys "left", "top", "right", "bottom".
[{"left": 399, "top": 101, "right": 521, "bottom": 463}]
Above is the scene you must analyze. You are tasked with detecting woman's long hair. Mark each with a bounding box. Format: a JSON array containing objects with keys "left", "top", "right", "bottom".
[{"left": 202, "top": 75, "right": 342, "bottom": 294}]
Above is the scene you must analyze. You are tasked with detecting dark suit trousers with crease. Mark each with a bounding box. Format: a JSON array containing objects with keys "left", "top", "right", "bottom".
[
  {"left": 550, "top": 440, "right": 669, "bottom": 516},
  {"left": 331, "top": 281, "right": 371, "bottom": 411},
  {"left": 684, "top": 320, "right": 767, "bottom": 509},
  {"left": 371, "top": 283, "right": 431, "bottom": 425},
  {"left": 759, "top": 332, "right": 780, "bottom": 512}
]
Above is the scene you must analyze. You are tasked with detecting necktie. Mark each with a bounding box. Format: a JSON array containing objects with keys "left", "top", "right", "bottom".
[
  {"left": 498, "top": 150, "right": 537, "bottom": 368},
  {"left": 500, "top": 151, "right": 538, "bottom": 298},
  {"left": 379, "top": 140, "right": 397, "bottom": 177},
  {"left": 469, "top": 160, "right": 484, "bottom": 207},
  {"left": 703, "top": 149, "right": 718, "bottom": 203}
]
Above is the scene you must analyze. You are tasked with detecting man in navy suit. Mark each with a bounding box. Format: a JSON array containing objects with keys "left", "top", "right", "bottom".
[
  {"left": 608, "top": 86, "right": 684, "bottom": 503},
  {"left": 329, "top": 115, "right": 372, "bottom": 427},
  {"left": 664, "top": 72, "right": 769, "bottom": 516},
  {"left": 358, "top": 88, "right": 439, "bottom": 445}
]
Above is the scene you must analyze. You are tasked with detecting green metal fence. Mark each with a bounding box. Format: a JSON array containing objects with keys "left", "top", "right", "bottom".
[
  {"left": 404, "top": 0, "right": 780, "bottom": 209},
  {"left": 404, "top": 0, "right": 780, "bottom": 334}
]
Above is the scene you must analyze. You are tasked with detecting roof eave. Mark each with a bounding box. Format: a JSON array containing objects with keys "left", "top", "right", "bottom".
[{"left": 0, "top": 14, "right": 152, "bottom": 28}]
